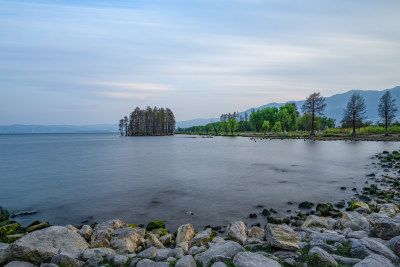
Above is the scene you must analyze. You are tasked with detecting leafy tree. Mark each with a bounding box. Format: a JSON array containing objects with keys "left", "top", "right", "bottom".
[
  {"left": 301, "top": 92, "right": 326, "bottom": 135},
  {"left": 320, "top": 117, "right": 335, "bottom": 129},
  {"left": 262, "top": 120, "right": 270, "bottom": 133},
  {"left": 378, "top": 91, "right": 398, "bottom": 136},
  {"left": 279, "top": 104, "right": 297, "bottom": 131},
  {"left": 249, "top": 110, "right": 262, "bottom": 132},
  {"left": 341, "top": 92, "right": 367, "bottom": 136},
  {"left": 227, "top": 116, "right": 238, "bottom": 134},
  {"left": 272, "top": 121, "right": 282, "bottom": 133}
]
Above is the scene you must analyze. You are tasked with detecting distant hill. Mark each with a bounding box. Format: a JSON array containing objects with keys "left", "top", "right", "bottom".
[
  {"left": 176, "top": 86, "right": 400, "bottom": 128},
  {"left": 0, "top": 124, "right": 118, "bottom": 134}
]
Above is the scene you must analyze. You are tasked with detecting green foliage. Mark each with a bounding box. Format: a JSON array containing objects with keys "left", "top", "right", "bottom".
[
  {"left": 272, "top": 121, "right": 282, "bottom": 133},
  {"left": 146, "top": 221, "right": 165, "bottom": 231},
  {"left": 227, "top": 117, "right": 238, "bottom": 134},
  {"left": 331, "top": 242, "right": 352, "bottom": 257},
  {"left": 262, "top": 120, "right": 270, "bottom": 133},
  {"left": 224, "top": 260, "right": 235, "bottom": 267}
]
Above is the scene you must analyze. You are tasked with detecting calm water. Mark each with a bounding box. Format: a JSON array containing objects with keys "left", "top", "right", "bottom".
[{"left": 0, "top": 133, "right": 398, "bottom": 230}]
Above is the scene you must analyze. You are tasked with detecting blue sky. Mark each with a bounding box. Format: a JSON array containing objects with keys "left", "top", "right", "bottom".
[{"left": 1, "top": 0, "right": 399, "bottom": 124}]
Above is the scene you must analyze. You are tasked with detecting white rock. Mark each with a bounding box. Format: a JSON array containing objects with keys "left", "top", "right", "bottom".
[
  {"left": 110, "top": 227, "right": 145, "bottom": 253},
  {"left": 176, "top": 224, "right": 195, "bottom": 244},
  {"left": 175, "top": 255, "right": 196, "bottom": 267},
  {"left": 227, "top": 221, "right": 247, "bottom": 245},
  {"left": 233, "top": 251, "right": 281, "bottom": 267}
]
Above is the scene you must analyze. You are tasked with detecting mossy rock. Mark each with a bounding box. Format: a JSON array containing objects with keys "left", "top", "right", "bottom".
[
  {"left": 128, "top": 224, "right": 138, "bottom": 228},
  {"left": 26, "top": 222, "right": 50, "bottom": 233},
  {"left": 210, "top": 231, "right": 218, "bottom": 241},
  {"left": 0, "top": 220, "right": 10, "bottom": 227},
  {"left": 149, "top": 228, "right": 168, "bottom": 237},
  {"left": 298, "top": 201, "right": 314, "bottom": 209},
  {"left": 27, "top": 220, "right": 42, "bottom": 228},
  {"left": 146, "top": 221, "right": 165, "bottom": 231},
  {"left": 346, "top": 201, "right": 370, "bottom": 212},
  {"left": 0, "top": 222, "right": 21, "bottom": 236},
  {"left": 5, "top": 233, "right": 24, "bottom": 243}
]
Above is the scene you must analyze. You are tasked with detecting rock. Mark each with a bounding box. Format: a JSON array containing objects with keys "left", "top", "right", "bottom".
[
  {"left": 385, "top": 236, "right": 400, "bottom": 250},
  {"left": 380, "top": 203, "right": 399, "bottom": 217},
  {"left": 0, "top": 223, "right": 21, "bottom": 236},
  {"left": 136, "top": 259, "right": 170, "bottom": 267},
  {"left": 309, "top": 241, "right": 336, "bottom": 253},
  {"left": 298, "top": 201, "right": 313, "bottom": 209},
  {"left": 0, "top": 243, "right": 11, "bottom": 266},
  {"left": 0, "top": 208, "right": 10, "bottom": 222},
  {"left": 4, "top": 261, "right": 35, "bottom": 267},
  {"left": 78, "top": 225, "right": 93, "bottom": 242},
  {"left": 341, "top": 211, "right": 370, "bottom": 231},
  {"left": 138, "top": 246, "right": 157, "bottom": 259},
  {"left": 26, "top": 222, "right": 50, "bottom": 233},
  {"left": 147, "top": 233, "right": 164, "bottom": 249},
  {"left": 273, "top": 250, "right": 300, "bottom": 259},
  {"left": 308, "top": 246, "right": 338, "bottom": 266},
  {"left": 191, "top": 228, "right": 211, "bottom": 247},
  {"left": 195, "top": 241, "right": 245, "bottom": 267},
  {"left": 110, "top": 227, "right": 145, "bottom": 253},
  {"left": 146, "top": 221, "right": 165, "bottom": 231},
  {"left": 113, "top": 254, "right": 129, "bottom": 266},
  {"left": 176, "top": 224, "right": 195, "bottom": 244},
  {"left": 169, "top": 248, "right": 184, "bottom": 259},
  {"left": 316, "top": 203, "right": 334, "bottom": 216},
  {"left": 90, "top": 219, "right": 127, "bottom": 248},
  {"left": 354, "top": 254, "right": 395, "bottom": 267},
  {"left": 372, "top": 217, "right": 400, "bottom": 240},
  {"left": 188, "top": 246, "right": 206, "bottom": 255},
  {"left": 265, "top": 224, "right": 299, "bottom": 251},
  {"left": 5, "top": 234, "right": 24, "bottom": 243},
  {"left": 81, "top": 247, "right": 115, "bottom": 260},
  {"left": 283, "top": 258, "right": 297, "bottom": 266},
  {"left": 210, "top": 263, "right": 227, "bottom": 267},
  {"left": 262, "top": 209, "right": 271, "bottom": 216},
  {"left": 175, "top": 255, "right": 196, "bottom": 267},
  {"left": 177, "top": 242, "right": 189, "bottom": 254},
  {"left": 310, "top": 232, "right": 346, "bottom": 243},
  {"left": 248, "top": 226, "right": 265, "bottom": 240},
  {"left": 347, "top": 230, "right": 368, "bottom": 239},
  {"left": 301, "top": 215, "right": 329, "bottom": 228},
  {"left": 233, "top": 251, "right": 281, "bottom": 267},
  {"left": 155, "top": 248, "right": 171, "bottom": 261},
  {"left": 130, "top": 258, "right": 140, "bottom": 266},
  {"left": 159, "top": 234, "right": 173, "bottom": 246},
  {"left": 166, "top": 257, "right": 176, "bottom": 262},
  {"left": 86, "top": 254, "right": 103, "bottom": 267},
  {"left": 227, "top": 221, "right": 248, "bottom": 245},
  {"left": 11, "top": 226, "right": 89, "bottom": 264},
  {"left": 331, "top": 254, "right": 361, "bottom": 265},
  {"left": 41, "top": 264, "right": 58, "bottom": 267},
  {"left": 212, "top": 236, "right": 225, "bottom": 243},
  {"left": 351, "top": 237, "right": 398, "bottom": 262},
  {"left": 51, "top": 253, "right": 84, "bottom": 267},
  {"left": 244, "top": 238, "right": 263, "bottom": 246},
  {"left": 65, "top": 224, "right": 79, "bottom": 233}
]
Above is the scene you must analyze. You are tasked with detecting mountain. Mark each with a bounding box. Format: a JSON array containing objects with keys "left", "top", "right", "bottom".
[
  {"left": 0, "top": 124, "right": 118, "bottom": 134},
  {"left": 176, "top": 86, "right": 400, "bottom": 128}
]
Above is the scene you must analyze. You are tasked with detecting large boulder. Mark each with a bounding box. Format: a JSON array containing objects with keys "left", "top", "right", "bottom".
[
  {"left": 195, "top": 241, "right": 245, "bottom": 267},
  {"left": 11, "top": 226, "right": 89, "bottom": 264},
  {"left": 136, "top": 259, "right": 169, "bottom": 267},
  {"left": 265, "top": 224, "right": 299, "bottom": 251},
  {"left": 340, "top": 212, "right": 369, "bottom": 231},
  {"left": 147, "top": 233, "right": 164, "bottom": 249},
  {"left": 379, "top": 203, "right": 399, "bottom": 217},
  {"left": 81, "top": 247, "right": 115, "bottom": 260},
  {"left": 191, "top": 228, "right": 211, "bottom": 247},
  {"left": 350, "top": 237, "right": 398, "bottom": 262},
  {"left": 372, "top": 217, "right": 400, "bottom": 240},
  {"left": 308, "top": 246, "right": 337, "bottom": 266},
  {"left": 354, "top": 254, "right": 395, "bottom": 267},
  {"left": 90, "top": 219, "right": 127, "bottom": 248},
  {"left": 51, "top": 253, "right": 85, "bottom": 267},
  {"left": 175, "top": 255, "right": 196, "bottom": 267},
  {"left": 176, "top": 224, "right": 195, "bottom": 244},
  {"left": 301, "top": 215, "right": 330, "bottom": 228},
  {"left": 248, "top": 226, "right": 265, "bottom": 240},
  {"left": 78, "top": 225, "right": 93, "bottom": 242},
  {"left": 233, "top": 251, "right": 281, "bottom": 267},
  {"left": 227, "top": 221, "right": 248, "bottom": 245},
  {"left": 110, "top": 227, "right": 145, "bottom": 253},
  {"left": 0, "top": 243, "right": 11, "bottom": 266}
]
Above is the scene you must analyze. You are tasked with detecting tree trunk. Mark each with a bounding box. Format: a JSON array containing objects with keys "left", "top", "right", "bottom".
[
  {"left": 385, "top": 114, "right": 389, "bottom": 136},
  {"left": 311, "top": 111, "right": 315, "bottom": 136}
]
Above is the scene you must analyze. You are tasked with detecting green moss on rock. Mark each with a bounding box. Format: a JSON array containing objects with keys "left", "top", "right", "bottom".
[
  {"left": 0, "top": 222, "right": 21, "bottom": 236},
  {"left": 146, "top": 221, "right": 165, "bottom": 231},
  {"left": 5, "top": 233, "right": 24, "bottom": 243}
]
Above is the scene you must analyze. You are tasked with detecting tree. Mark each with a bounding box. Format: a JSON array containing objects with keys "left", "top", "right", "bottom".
[
  {"left": 119, "top": 119, "right": 124, "bottom": 136},
  {"left": 301, "top": 92, "right": 326, "bottom": 135},
  {"left": 341, "top": 92, "right": 367, "bottom": 136},
  {"left": 378, "top": 91, "right": 398, "bottom": 136},
  {"left": 124, "top": 116, "right": 129, "bottom": 136},
  {"left": 262, "top": 120, "right": 270, "bottom": 133},
  {"left": 272, "top": 121, "right": 282, "bottom": 133},
  {"left": 227, "top": 116, "right": 238, "bottom": 134}
]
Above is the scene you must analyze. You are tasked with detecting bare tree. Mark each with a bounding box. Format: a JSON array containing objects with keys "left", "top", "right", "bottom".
[
  {"left": 119, "top": 119, "right": 124, "bottom": 136},
  {"left": 378, "top": 91, "right": 398, "bottom": 136},
  {"left": 301, "top": 92, "right": 326, "bottom": 135},
  {"left": 341, "top": 92, "right": 367, "bottom": 136}
]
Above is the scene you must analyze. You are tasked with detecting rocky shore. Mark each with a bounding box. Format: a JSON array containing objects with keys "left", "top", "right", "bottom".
[{"left": 2, "top": 149, "right": 400, "bottom": 267}]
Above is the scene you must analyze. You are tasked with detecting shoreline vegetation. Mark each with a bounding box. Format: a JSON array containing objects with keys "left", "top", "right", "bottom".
[{"left": 2, "top": 149, "right": 400, "bottom": 266}]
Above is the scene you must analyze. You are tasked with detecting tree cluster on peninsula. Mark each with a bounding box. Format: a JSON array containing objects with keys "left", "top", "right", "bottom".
[{"left": 119, "top": 107, "right": 175, "bottom": 136}]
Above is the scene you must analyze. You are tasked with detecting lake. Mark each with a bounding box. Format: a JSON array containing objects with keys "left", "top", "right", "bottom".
[{"left": 0, "top": 133, "right": 398, "bottom": 230}]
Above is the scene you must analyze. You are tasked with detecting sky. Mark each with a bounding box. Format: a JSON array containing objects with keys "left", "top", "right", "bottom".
[{"left": 0, "top": 0, "right": 400, "bottom": 124}]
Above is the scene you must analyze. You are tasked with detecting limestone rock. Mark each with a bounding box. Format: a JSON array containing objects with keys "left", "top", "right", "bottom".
[
  {"left": 113, "top": 254, "right": 129, "bottom": 266},
  {"left": 175, "top": 255, "right": 196, "bottom": 267},
  {"left": 351, "top": 237, "right": 398, "bottom": 262},
  {"left": 248, "top": 226, "right": 265, "bottom": 240},
  {"left": 147, "top": 233, "right": 164, "bottom": 249},
  {"left": 265, "top": 224, "right": 299, "bottom": 251},
  {"left": 169, "top": 248, "right": 184, "bottom": 259},
  {"left": 332, "top": 255, "right": 361, "bottom": 265},
  {"left": 176, "top": 241, "right": 189, "bottom": 254},
  {"left": 191, "top": 228, "right": 211, "bottom": 247},
  {"left": 379, "top": 203, "right": 399, "bottom": 217},
  {"left": 110, "top": 227, "right": 145, "bottom": 253},
  {"left": 26, "top": 222, "right": 50, "bottom": 233},
  {"left": 308, "top": 246, "right": 338, "bottom": 266},
  {"left": 195, "top": 241, "right": 244, "bottom": 267},
  {"left": 90, "top": 219, "right": 127, "bottom": 248},
  {"left": 227, "top": 221, "right": 248, "bottom": 245},
  {"left": 372, "top": 217, "right": 400, "bottom": 240},
  {"left": 136, "top": 259, "right": 170, "bottom": 267},
  {"left": 5, "top": 261, "right": 35, "bottom": 267},
  {"left": 65, "top": 224, "right": 79, "bottom": 233},
  {"left": 138, "top": 247, "right": 157, "bottom": 259},
  {"left": 81, "top": 247, "right": 115, "bottom": 260},
  {"left": 188, "top": 246, "right": 206, "bottom": 255},
  {"left": 341, "top": 212, "right": 370, "bottom": 231},
  {"left": 78, "top": 225, "right": 93, "bottom": 242},
  {"left": 0, "top": 243, "right": 11, "bottom": 266},
  {"left": 301, "top": 215, "right": 329, "bottom": 228},
  {"left": 155, "top": 248, "right": 171, "bottom": 261},
  {"left": 11, "top": 226, "right": 89, "bottom": 264},
  {"left": 347, "top": 230, "right": 368, "bottom": 239},
  {"left": 233, "top": 251, "right": 281, "bottom": 267},
  {"left": 159, "top": 234, "right": 173, "bottom": 246},
  {"left": 51, "top": 253, "right": 84, "bottom": 267},
  {"left": 354, "top": 254, "right": 395, "bottom": 267},
  {"left": 176, "top": 224, "right": 195, "bottom": 244}
]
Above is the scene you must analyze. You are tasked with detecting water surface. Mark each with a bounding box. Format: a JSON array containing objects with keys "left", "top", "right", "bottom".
[{"left": 0, "top": 134, "right": 398, "bottom": 230}]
